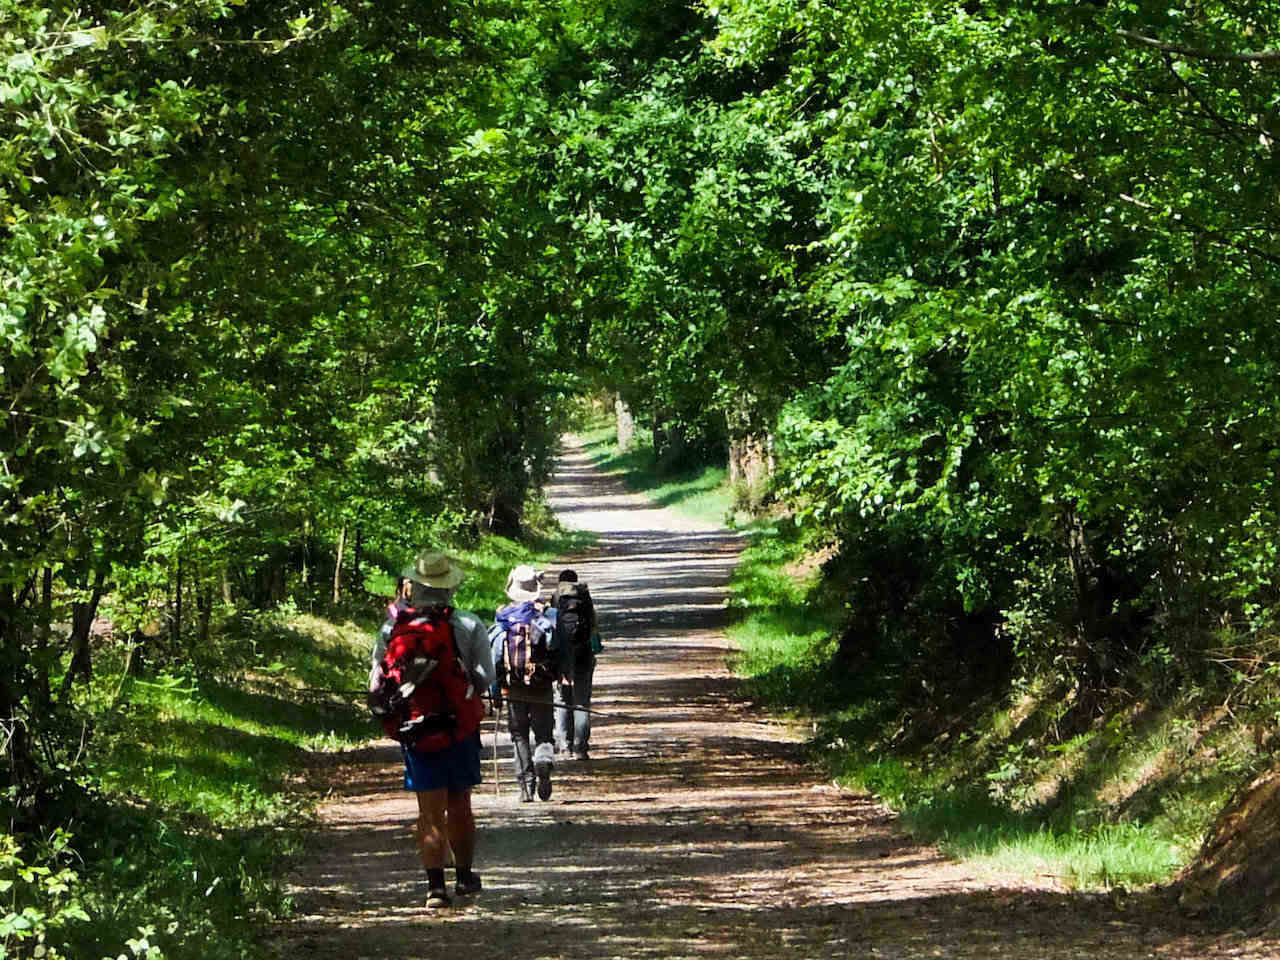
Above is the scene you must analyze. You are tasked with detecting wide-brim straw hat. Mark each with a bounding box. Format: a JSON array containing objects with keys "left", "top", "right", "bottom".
[
  {"left": 504, "top": 564, "right": 541, "bottom": 602},
  {"left": 401, "top": 550, "right": 464, "bottom": 589}
]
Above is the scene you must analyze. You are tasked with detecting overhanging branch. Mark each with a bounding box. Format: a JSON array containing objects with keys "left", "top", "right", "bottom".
[{"left": 1118, "top": 29, "right": 1280, "bottom": 65}]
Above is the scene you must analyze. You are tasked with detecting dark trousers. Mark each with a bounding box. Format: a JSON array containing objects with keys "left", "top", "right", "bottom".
[
  {"left": 555, "top": 656, "right": 596, "bottom": 754},
  {"left": 506, "top": 685, "right": 554, "bottom": 786}
]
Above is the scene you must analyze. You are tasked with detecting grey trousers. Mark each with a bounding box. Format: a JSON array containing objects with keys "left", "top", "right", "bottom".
[{"left": 554, "top": 656, "right": 596, "bottom": 754}]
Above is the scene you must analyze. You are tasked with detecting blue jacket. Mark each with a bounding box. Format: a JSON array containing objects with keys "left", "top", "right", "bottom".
[{"left": 491, "top": 600, "right": 572, "bottom": 684}]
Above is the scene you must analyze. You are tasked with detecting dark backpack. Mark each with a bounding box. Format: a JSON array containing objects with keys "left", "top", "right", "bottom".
[
  {"left": 496, "top": 601, "right": 554, "bottom": 688},
  {"left": 555, "top": 583, "right": 594, "bottom": 658},
  {"left": 368, "top": 602, "right": 483, "bottom": 752}
]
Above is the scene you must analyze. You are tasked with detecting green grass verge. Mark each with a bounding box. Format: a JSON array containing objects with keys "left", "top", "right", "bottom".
[
  {"left": 575, "top": 420, "right": 736, "bottom": 528},
  {"left": 725, "top": 519, "right": 844, "bottom": 708},
  {"left": 723, "top": 520, "right": 1234, "bottom": 892}
]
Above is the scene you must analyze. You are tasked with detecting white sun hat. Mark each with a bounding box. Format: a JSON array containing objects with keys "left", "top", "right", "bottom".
[{"left": 504, "top": 564, "right": 542, "bottom": 602}]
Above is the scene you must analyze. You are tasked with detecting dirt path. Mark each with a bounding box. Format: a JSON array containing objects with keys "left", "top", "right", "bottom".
[{"left": 276, "top": 439, "right": 1279, "bottom": 959}]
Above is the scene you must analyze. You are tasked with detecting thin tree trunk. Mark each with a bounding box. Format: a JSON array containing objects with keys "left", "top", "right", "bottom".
[
  {"left": 197, "top": 564, "right": 212, "bottom": 646},
  {"left": 302, "top": 516, "right": 312, "bottom": 587},
  {"left": 615, "top": 395, "right": 635, "bottom": 452},
  {"left": 36, "top": 568, "right": 52, "bottom": 707},
  {"left": 353, "top": 526, "right": 363, "bottom": 596},
  {"left": 62, "top": 570, "right": 106, "bottom": 692},
  {"left": 127, "top": 627, "right": 147, "bottom": 676},
  {"left": 173, "top": 556, "right": 183, "bottom": 648},
  {"left": 333, "top": 523, "right": 347, "bottom": 605},
  {"left": 0, "top": 581, "right": 40, "bottom": 799}
]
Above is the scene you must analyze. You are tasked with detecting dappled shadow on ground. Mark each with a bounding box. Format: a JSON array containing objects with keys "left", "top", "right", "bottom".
[
  {"left": 280, "top": 880, "right": 1262, "bottom": 960},
  {"left": 276, "top": 438, "right": 1280, "bottom": 960},
  {"left": 283, "top": 733, "right": 1277, "bottom": 960}
]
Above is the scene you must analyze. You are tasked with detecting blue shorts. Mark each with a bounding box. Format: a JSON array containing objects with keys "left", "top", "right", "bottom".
[{"left": 402, "top": 731, "right": 483, "bottom": 792}]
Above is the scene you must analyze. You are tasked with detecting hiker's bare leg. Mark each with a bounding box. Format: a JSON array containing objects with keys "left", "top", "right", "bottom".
[
  {"left": 446, "top": 788, "right": 475, "bottom": 869},
  {"left": 415, "top": 787, "right": 449, "bottom": 869}
]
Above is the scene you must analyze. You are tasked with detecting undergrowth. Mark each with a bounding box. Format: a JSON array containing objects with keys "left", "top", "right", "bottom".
[{"left": 723, "top": 517, "right": 1279, "bottom": 893}]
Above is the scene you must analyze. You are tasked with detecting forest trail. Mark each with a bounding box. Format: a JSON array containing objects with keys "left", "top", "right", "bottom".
[{"left": 275, "top": 439, "right": 1278, "bottom": 959}]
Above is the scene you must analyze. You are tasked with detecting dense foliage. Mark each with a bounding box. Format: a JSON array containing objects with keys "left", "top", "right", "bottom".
[
  {"left": 524, "top": 0, "right": 1280, "bottom": 712},
  {"left": 3, "top": 0, "right": 1280, "bottom": 951},
  {"left": 0, "top": 0, "right": 576, "bottom": 805}
]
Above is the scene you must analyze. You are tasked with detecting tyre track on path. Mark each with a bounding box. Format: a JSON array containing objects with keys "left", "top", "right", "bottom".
[{"left": 275, "top": 438, "right": 1279, "bottom": 959}]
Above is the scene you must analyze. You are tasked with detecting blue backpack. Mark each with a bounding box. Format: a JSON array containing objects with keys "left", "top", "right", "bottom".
[{"left": 493, "top": 601, "right": 555, "bottom": 689}]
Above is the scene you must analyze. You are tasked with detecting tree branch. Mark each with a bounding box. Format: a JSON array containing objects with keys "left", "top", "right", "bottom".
[
  {"left": 1118, "top": 29, "right": 1280, "bottom": 65},
  {"left": 1160, "top": 51, "right": 1252, "bottom": 147}
]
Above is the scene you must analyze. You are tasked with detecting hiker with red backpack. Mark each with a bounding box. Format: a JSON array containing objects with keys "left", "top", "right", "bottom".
[
  {"left": 368, "top": 551, "right": 494, "bottom": 909},
  {"left": 552, "top": 570, "right": 600, "bottom": 760},
  {"left": 492, "top": 565, "right": 563, "bottom": 802}
]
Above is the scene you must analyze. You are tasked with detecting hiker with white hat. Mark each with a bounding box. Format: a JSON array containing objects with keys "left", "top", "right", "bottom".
[
  {"left": 492, "top": 564, "right": 563, "bottom": 801},
  {"left": 369, "top": 550, "right": 495, "bottom": 909}
]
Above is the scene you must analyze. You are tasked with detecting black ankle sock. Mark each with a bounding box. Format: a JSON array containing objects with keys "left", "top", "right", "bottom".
[
  {"left": 426, "top": 868, "right": 446, "bottom": 889},
  {"left": 456, "top": 867, "right": 477, "bottom": 884}
]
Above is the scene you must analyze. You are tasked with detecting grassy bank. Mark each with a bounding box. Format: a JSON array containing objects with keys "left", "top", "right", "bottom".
[
  {"left": 721, "top": 519, "right": 1278, "bottom": 893},
  {"left": 13, "top": 523, "right": 592, "bottom": 960},
  {"left": 575, "top": 420, "right": 736, "bottom": 528}
]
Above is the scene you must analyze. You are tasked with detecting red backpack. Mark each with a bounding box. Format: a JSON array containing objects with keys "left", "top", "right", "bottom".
[{"left": 371, "top": 603, "right": 484, "bottom": 752}]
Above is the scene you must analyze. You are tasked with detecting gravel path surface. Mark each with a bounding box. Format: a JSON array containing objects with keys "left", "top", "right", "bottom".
[{"left": 274, "top": 439, "right": 1280, "bottom": 959}]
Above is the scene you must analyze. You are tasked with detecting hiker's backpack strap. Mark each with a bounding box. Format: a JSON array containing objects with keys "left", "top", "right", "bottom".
[{"left": 373, "top": 604, "right": 483, "bottom": 751}]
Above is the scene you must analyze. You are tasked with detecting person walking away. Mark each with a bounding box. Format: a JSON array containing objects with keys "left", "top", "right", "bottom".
[
  {"left": 552, "top": 570, "right": 599, "bottom": 760},
  {"left": 369, "top": 550, "right": 494, "bottom": 908},
  {"left": 493, "top": 565, "right": 561, "bottom": 801}
]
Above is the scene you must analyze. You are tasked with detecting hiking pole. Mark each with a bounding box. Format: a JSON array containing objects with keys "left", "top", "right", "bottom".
[
  {"left": 297, "top": 687, "right": 643, "bottom": 722},
  {"left": 494, "top": 690, "right": 642, "bottom": 723}
]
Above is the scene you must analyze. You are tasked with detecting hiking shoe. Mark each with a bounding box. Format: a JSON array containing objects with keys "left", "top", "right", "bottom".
[
  {"left": 535, "top": 761, "right": 552, "bottom": 800},
  {"left": 426, "top": 887, "right": 452, "bottom": 909},
  {"left": 572, "top": 746, "right": 590, "bottom": 761},
  {"left": 519, "top": 780, "right": 534, "bottom": 803},
  {"left": 454, "top": 874, "right": 483, "bottom": 897}
]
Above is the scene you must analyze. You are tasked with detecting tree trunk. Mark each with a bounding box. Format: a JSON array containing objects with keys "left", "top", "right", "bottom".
[
  {"left": 35, "top": 568, "right": 53, "bottom": 707},
  {"left": 353, "top": 526, "right": 363, "bottom": 596},
  {"left": 333, "top": 523, "right": 348, "bottom": 605},
  {"left": 221, "top": 568, "right": 232, "bottom": 606},
  {"left": 127, "top": 627, "right": 147, "bottom": 676},
  {"left": 1063, "top": 508, "right": 1112, "bottom": 700},
  {"left": 728, "top": 432, "right": 774, "bottom": 511},
  {"left": 653, "top": 409, "right": 686, "bottom": 470},
  {"left": 615, "top": 395, "right": 636, "bottom": 452},
  {"left": 0, "top": 581, "right": 40, "bottom": 801},
  {"left": 196, "top": 565, "right": 212, "bottom": 646},
  {"left": 302, "top": 517, "right": 312, "bottom": 587},
  {"left": 62, "top": 571, "right": 106, "bottom": 691},
  {"left": 172, "top": 556, "right": 183, "bottom": 648}
]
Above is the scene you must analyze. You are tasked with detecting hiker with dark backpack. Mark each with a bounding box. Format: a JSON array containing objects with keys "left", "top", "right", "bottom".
[
  {"left": 368, "top": 551, "right": 494, "bottom": 909},
  {"left": 492, "top": 565, "right": 562, "bottom": 801},
  {"left": 552, "top": 570, "right": 600, "bottom": 760}
]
